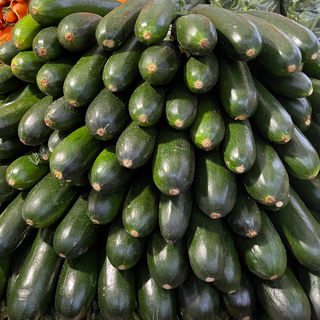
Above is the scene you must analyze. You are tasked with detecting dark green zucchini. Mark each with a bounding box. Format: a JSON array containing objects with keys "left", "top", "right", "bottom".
[
  {"left": 152, "top": 123, "right": 195, "bottom": 196},
  {"left": 186, "top": 204, "right": 225, "bottom": 282},
  {"left": 303, "top": 54, "right": 320, "bottom": 79},
  {"left": 50, "top": 125, "right": 105, "bottom": 181},
  {"left": 308, "top": 77, "right": 320, "bottom": 122},
  {"left": 47, "top": 129, "right": 73, "bottom": 153},
  {"left": 55, "top": 245, "right": 99, "bottom": 320},
  {"left": 0, "top": 40, "right": 21, "bottom": 65},
  {"left": 38, "top": 141, "right": 50, "bottom": 162},
  {"left": 190, "top": 4, "right": 262, "bottom": 61},
  {"left": 17, "top": 95, "right": 54, "bottom": 146},
  {"left": 63, "top": 44, "right": 111, "bottom": 107},
  {"left": 95, "top": 0, "right": 151, "bottom": 51},
  {"left": 0, "top": 164, "right": 19, "bottom": 203},
  {"left": 0, "top": 65, "right": 24, "bottom": 94},
  {"left": 122, "top": 169, "right": 159, "bottom": 238},
  {"left": 57, "top": 12, "right": 102, "bottom": 52},
  {"left": 147, "top": 228, "right": 189, "bottom": 290},
  {"left": 21, "top": 172, "right": 80, "bottom": 228},
  {"left": 32, "top": 27, "right": 65, "bottom": 61},
  {"left": 116, "top": 121, "right": 158, "bottom": 169},
  {"left": 102, "top": 32, "right": 146, "bottom": 93},
  {"left": 7, "top": 224, "right": 63, "bottom": 320},
  {"left": 85, "top": 87, "right": 130, "bottom": 141},
  {"left": 304, "top": 121, "right": 320, "bottom": 156},
  {"left": 0, "top": 136, "right": 31, "bottom": 160},
  {"left": 194, "top": 148, "right": 237, "bottom": 218},
  {"left": 252, "top": 266, "right": 311, "bottom": 320},
  {"left": 0, "top": 254, "right": 11, "bottom": 300}
]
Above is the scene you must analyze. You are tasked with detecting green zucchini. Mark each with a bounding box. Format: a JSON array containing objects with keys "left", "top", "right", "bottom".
[
  {"left": 147, "top": 228, "right": 189, "bottom": 290},
  {"left": 50, "top": 125, "right": 105, "bottom": 181},
  {"left": 0, "top": 65, "right": 24, "bottom": 94},
  {"left": 122, "top": 169, "right": 159, "bottom": 238},
  {"left": 152, "top": 123, "right": 195, "bottom": 196},
  {"left": 0, "top": 164, "right": 19, "bottom": 203},
  {"left": 0, "top": 40, "right": 21, "bottom": 65},
  {"left": 186, "top": 204, "right": 225, "bottom": 282},
  {"left": 85, "top": 87, "right": 130, "bottom": 141},
  {"left": 307, "top": 77, "right": 320, "bottom": 121},
  {"left": 17, "top": 95, "right": 54, "bottom": 146},
  {"left": 190, "top": 4, "right": 262, "bottom": 61},
  {"left": 57, "top": 12, "right": 102, "bottom": 52},
  {"left": 218, "top": 54, "right": 257, "bottom": 120},
  {"left": 7, "top": 224, "right": 63, "bottom": 320},
  {"left": 0, "top": 254, "right": 11, "bottom": 300},
  {"left": 89, "top": 145, "right": 135, "bottom": 194},
  {"left": 47, "top": 129, "right": 73, "bottom": 153},
  {"left": 304, "top": 121, "right": 320, "bottom": 156},
  {"left": 95, "top": 0, "right": 151, "bottom": 51},
  {"left": 194, "top": 148, "right": 237, "bottom": 219},
  {"left": 159, "top": 188, "right": 193, "bottom": 244},
  {"left": 39, "top": 141, "right": 50, "bottom": 162},
  {"left": 102, "top": 32, "right": 147, "bottom": 93},
  {"left": 0, "top": 136, "right": 31, "bottom": 160},
  {"left": 189, "top": 90, "right": 224, "bottom": 151},
  {"left": 32, "top": 27, "right": 65, "bottom": 61},
  {"left": 303, "top": 54, "right": 320, "bottom": 79},
  {"left": 55, "top": 245, "right": 99, "bottom": 320},
  {"left": 21, "top": 172, "right": 80, "bottom": 228},
  {"left": 63, "top": 44, "right": 111, "bottom": 107}
]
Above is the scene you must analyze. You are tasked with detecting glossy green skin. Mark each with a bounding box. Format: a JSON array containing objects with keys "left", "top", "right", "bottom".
[
  {"left": 22, "top": 172, "right": 80, "bottom": 228},
  {"left": 0, "top": 191, "right": 33, "bottom": 257},
  {"left": 165, "top": 72, "right": 198, "bottom": 130},
  {"left": 308, "top": 78, "right": 320, "bottom": 122},
  {"left": 11, "top": 51, "right": 44, "bottom": 83},
  {"left": 159, "top": 188, "right": 193, "bottom": 244},
  {"left": 98, "top": 254, "right": 136, "bottom": 320},
  {"left": 122, "top": 171, "right": 159, "bottom": 238},
  {"left": 240, "top": 10, "right": 319, "bottom": 61},
  {"left": 174, "top": 13, "right": 217, "bottom": 56},
  {"left": 137, "top": 257, "right": 177, "bottom": 320},
  {"left": 135, "top": 0, "right": 177, "bottom": 46},
  {"left": 303, "top": 55, "right": 320, "bottom": 79},
  {"left": 55, "top": 246, "right": 99, "bottom": 320},
  {"left": 147, "top": 228, "right": 189, "bottom": 290},
  {"left": 184, "top": 52, "right": 219, "bottom": 94},
  {"left": 218, "top": 55, "right": 257, "bottom": 120},
  {"left": 252, "top": 267, "right": 311, "bottom": 320},
  {"left": 222, "top": 117, "right": 256, "bottom": 174},
  {"left": 178, "top": 270, "right": 220, "bottom": 320},
  {"left": 273, "top": 126, "right": 320, "bottom": 180},
  {"left": 89, "top": 145, "right": 135, "bottom": 195},
  {"left": 152, "top": 123, "right": 195, "bottom": 196},
  {"left": 0, "top": 253, "right": 11, "bottom": 300},
  {"left": 6, "top": 154, "right": 49, "bottom": 190},
  {"left": 33, "top": 27, "right": 65, "bottom": 61},
  {"left": 186, "top": 204, "right": 225, "bottom": 282},
  {"left": 50, "top": 125, "right": 105, "bottom": 181},
  {"left": 221, "top": 270, "right": 256, "bottom": 319},
  {"left": 213, "top": 221, "right": 242, "bottom": 294},
  {"left": 106, "top": 217, "right": 146, "bottom": 270},
  {"left": 189, "top": 90, "right": 224, "bottom": 151},
  {"left": 0, "top": 40, "right": 21, "bottom": 65},
  {"left": 53, "top": 193, "right": 102, "bottom": 259},
  {"left": 29, "top": 0, "right": 120, "bottom": 26},
  {"left": 44, "top": 96, "right": 86, "bottom": 131},
  {"left": 138, "top": 41, "right": 180, "bottom": 85},
  {"left": 250, "top": 77, "right": 294, "bottom": 144},
  {"left": 304, "top": 121, "right": 320, "bottom": 155},
  {"left": 129, "top": 81, "right": 165, "bottom": 127},
  {"left": 57, "top": 13, "right": 102, "bottom": 52},
  {"left": 116, "top": 121, "right": 158, "bottom": 169},
  {"left": 0, "top": 136, "right": 31, "bottom": 160},
  {"left": 95, "top": 0, "right": 150, "bottom": 51},
  {"left": 0, "top": 165, "right": 19, "bottom": 203},
  {"left": 11, "top": 14, "right": 43, "bottom": 50},
  {"left": 269, "top": 187, "right": 320, "bottom": 272},
  {"left": 63, "top": 44, "right": 110, "bottom": 107},
  {"left": 36, "top": 58, "right": 74, "bottom": 98},
  {"left": 18, "top": 95, "right": 54, "bottom": 146},
  {"left": 39, "top": 141, "right": 50, "bottom": 162},
  {"left": 194, "top": 149, "right": 237, "bottom": 218},
  {"left": 0, "top": 65, "right": 24, "bottom": 94},
  {"left": 85, "top": 87, "right": 129, "bottom": 141},
  {"left": 191, "top": 4, "right": 262, "bottom": 61},
  {"left": 47, "top": 129, "right": 73, "bottom": 153},
  {"left": 103, "top": 33, "right": 146, "bottom": 93},
  {"left": 86, "top": 187, "right": 127, "bottom": 225},
  {"left": 7, "top": 225, "right": 63, "bottom": 320}
]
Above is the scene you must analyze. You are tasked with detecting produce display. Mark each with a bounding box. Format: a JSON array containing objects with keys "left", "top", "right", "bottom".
[{"left": 1, "top": 0, "right": 320, "bottom": 319}]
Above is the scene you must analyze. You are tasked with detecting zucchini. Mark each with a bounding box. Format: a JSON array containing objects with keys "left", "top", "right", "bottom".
[
  {"left": 7, "top": 224, "right": 63, "bottom": 320},
  {"left": 21, "top": 172, "right": 80, "bottom": 228},
  {"left": 0, "top": 164, "right": 19, "bottom": 203},
  {"left": 304, "top": 121, "right": 320, "bottom": 156},
  {"left": 307, "top": 77, "right": 320, "bottom": 121},
  {"left": 0, "top": 254, "right": 11, "bottom": 300},
  {"left": 0, "top": 40, "right": 21, "bottom": 65},
  {"left": 39, "top": 141, "right": 50, "bottom": 162},
  {"left": 0, "top": 65, "right": 24, "bottom": 94},
  {"left": 47, "top": 129, "right": 73, "bottom": 153},
  {"left": 194, "top": 148, "right": 237, "bottom": 219},
  {"left": 303, "top": 54, "right": 320, "bottom": 79},
  {"left": 0, "top": 136, "right": 31, "bottom": 160},
  {"left": 152, "top": 123, "right": 195, "bottom": 196}
]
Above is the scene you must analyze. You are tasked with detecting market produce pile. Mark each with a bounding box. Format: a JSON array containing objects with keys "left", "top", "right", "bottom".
[{"left": 2, "top": 0, "right": 320, "bottom": 319}]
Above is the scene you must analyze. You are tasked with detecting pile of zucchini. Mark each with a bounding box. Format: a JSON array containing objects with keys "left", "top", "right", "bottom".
[{"left": 1, "top": 0, "right": 320, "bottom": 319}]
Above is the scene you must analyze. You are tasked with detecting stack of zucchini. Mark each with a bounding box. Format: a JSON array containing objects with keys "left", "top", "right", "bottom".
[{"left": 1, "top": 0, "right": 320, "bottom": 319}]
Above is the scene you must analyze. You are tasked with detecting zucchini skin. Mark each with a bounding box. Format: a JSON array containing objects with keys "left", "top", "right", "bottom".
[
  {"left": 0, "top": 40, "right": 21, "bottom": 65},
  {"left": 0, "top": 136, "right": 31, "bottom": 160},
  {"left": 307, "top": 77, "right": 320, "bottom": 122},
  {"left": 304, "top": 121, "right": 320, "bottom": 156},
  {"left": 0, "top": 65, "right": 24, "bottom": 94},
  {"left": 0, "top": 164, "right": 19, "bottom": 203},
  {"left": 0, "top": 253, "right": 11, "bottom": 300},
  {"left": 7, "top": 224, "right": 63, "bottom": 320}
]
